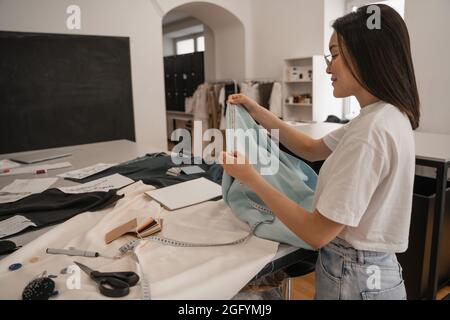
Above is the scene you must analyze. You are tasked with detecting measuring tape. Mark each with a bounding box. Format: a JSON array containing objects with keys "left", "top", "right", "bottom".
[
  {"left": 226, "top": 103, "right": 237, "bottom": 152},
  {"left": 115, "top": 104, "right": 279, "bottom": 299},
  {"left": 116, "top": 218, "right": 269, "bottom": 300}
]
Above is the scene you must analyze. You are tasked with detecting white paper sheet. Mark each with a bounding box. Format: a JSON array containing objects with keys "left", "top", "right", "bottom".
[
  {"left": 58, "top": 174, "right": 134, "bottom": 194},
  {"left": 57, "top": 163, "right": 117, "bottom": 180},
  {"left": 145, "top": 178, "right": 222, "bottom": 210},
  {"left": 0, "top": 216, "right": 37, "bottom": 238},
  {"left": 0, "top": 162, "right": 72, "bottom": 176},
  {"left": 181, "top": 166, "right": 205, "bottom": 175},
  {"left": 0, "top": 178, "right": 58, "bottom": 204},
  {"left": 0, "top": 159, "right": 21, "bottom": 171}
]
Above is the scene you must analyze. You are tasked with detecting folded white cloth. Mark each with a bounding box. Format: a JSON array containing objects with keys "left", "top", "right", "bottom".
[{"left": 0, "top": 181, "right": 278, "bottom": 300}]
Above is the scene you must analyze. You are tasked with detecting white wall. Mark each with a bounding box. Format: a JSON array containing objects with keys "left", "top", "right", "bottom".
[
  {"left": 324, "top": 0, "right": 346, "bottom": 54},
  {"left": 405, "top": 0, "right": 450, "bottom": 180},
  {"left": 248, "top": 0, "right": 325, "bottom": 80},
  {"left": 203, "top": 25, "right": 216, "bottom": 82},
  {"left": 405, "top": 0, "right": 450, "bottom": 136},
  {"left": 163, "top": 35, "right": 175, "bottom": 57}
]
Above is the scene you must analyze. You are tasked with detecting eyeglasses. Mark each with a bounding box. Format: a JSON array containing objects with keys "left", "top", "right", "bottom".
[{"left": 324, "top": 54, "right": 334, "bottom": 68}]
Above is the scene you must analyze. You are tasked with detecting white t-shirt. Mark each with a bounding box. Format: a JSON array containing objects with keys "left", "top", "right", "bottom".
[{"left": 313, "top": 101, "right": 415, "bottom": 253}]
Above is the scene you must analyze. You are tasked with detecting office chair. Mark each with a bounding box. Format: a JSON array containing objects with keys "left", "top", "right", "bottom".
[
  {"left": 280, "top": 251, "right": 318, "bottom": 300},
  {"left": 325, "top": 115, "right": 350, "bottom": 124}
]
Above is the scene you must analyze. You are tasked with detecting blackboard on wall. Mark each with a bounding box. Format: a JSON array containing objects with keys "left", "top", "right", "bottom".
[{"left": 0, "top": 31, "right": 135, "bottom": 154}]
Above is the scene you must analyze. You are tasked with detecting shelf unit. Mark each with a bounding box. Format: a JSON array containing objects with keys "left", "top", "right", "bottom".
[{"left": 282, "top": 56, "right": 342, "bottom": 123}]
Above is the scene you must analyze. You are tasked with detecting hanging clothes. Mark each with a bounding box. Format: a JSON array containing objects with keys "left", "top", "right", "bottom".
[
  {"left": 218, "top": 87, "right": 226, "bottom": 130},
  {"left": 258, "top": 82, "right": 275, "bottom": 110},
  {"left": 222, "top": 83, "right": 240, "bottom": 118},
  {"left": 269, "top": 82, "right": 283, "bottom": 118},
  {"left": 240, "top": 82, "right": 260, "bottom": 104},
  {"left": 191, "top": 83, "right": 210, "bottom": 127}
]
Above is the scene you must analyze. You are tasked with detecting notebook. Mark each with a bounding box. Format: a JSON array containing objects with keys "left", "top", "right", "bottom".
[
  {"left": 11, "top": 151, "right": 72, "bottom": 164},
  {"left": 105, "top": 216, "right": 163, "bottom": 244},
  {"left": 145, "top": 178, "right": 222, "bottom": 211},
  {"left": 105, "top": 201, "right": 163, "bottom": 244}
]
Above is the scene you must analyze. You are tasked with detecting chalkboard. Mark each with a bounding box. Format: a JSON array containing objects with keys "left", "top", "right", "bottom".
[{"left": 0, "top": 31, "right": 135, "bottom": 154}]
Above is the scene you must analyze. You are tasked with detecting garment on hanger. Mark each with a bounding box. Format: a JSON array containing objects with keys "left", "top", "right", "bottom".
[
  {"left": 222, "top": 105, "right": 317, "bottom": 248},
  {"left": 65, "top": 153, "right": 223, "bottom": 189},
  {"left": 191, "top": 84, "right": 210, "bottom": 126},
  {"left": 0, "top": 189, "right": 122, "bottom": 236},
  {"left": 269, "top": 82, "right": 283, "bottom": 118},
  {"left": 207, "top": 88, "right": 222, "bottom": 130},
  {"left": 223, "top": 83, "right": 240, "bottom": 117},
  {"left": 218, "top": 87, "right": 226, "bottom": 130},
  {"left": 258, "top": 82, "right": 274, "bottom": 110}
]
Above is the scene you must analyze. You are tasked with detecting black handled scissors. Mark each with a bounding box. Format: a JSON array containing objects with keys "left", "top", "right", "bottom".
[{"left": 74, "top": 261, "right": 140, "bottom": 298}]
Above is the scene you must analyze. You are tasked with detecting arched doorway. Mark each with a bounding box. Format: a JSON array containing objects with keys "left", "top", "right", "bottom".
[
  {"left": 161, "top": 2, "right": 246, "bottom": 151},
  {"left": 162, "top": 1, "right": 246, "bottom": 82}
]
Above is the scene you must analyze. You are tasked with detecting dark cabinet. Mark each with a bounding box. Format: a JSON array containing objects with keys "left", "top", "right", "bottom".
[
  {"left": 164, "top": 52, "right": 204, "bottom": 112},
  {"left": 397, "top": 176, "right": 450, "bottom": 299}
]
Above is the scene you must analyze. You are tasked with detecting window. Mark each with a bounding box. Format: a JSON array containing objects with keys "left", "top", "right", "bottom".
[
  {"left": 175, "top": 35, "right": 205, "bottom": 56},
  {"left": 196, "top": 36, "right": 205, "bottom": 52},
  {"left": 176, "top": 39, "right": 195, "bottom": 55}
]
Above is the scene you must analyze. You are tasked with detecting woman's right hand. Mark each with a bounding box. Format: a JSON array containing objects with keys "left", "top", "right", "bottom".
[{"left": 227, "top": 94, "right": 259, "bottom": 115}]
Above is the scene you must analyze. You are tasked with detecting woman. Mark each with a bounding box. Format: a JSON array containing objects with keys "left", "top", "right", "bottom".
[{"left": 221, "top": 5, "right": 420, "bottom": 300}]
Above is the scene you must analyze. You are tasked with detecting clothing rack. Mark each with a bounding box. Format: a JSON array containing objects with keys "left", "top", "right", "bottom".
[
  {"left": 242, "top": 77, "right": 280, "bottom": 84},
  {"left": 208, "top": 79, "right": 239, "bottom": 94}
]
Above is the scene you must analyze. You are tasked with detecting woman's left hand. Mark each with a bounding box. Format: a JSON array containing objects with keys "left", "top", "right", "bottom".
[{"left": 220, "top": 151, "right": 259, "bottom": 186}]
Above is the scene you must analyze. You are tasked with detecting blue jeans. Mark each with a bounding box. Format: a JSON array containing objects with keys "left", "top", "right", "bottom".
[{"left": 315, "top": 238, "right": 407, "bottom": 300}]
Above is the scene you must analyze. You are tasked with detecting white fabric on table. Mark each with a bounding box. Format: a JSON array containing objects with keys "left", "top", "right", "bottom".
[{"left": 0, "top": 181, "right": 278, "bottom": 300}]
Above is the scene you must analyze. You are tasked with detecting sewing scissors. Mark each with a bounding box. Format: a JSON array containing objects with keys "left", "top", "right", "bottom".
[{"left": 74, "top": 261, "right": 140, "bottom": 298}]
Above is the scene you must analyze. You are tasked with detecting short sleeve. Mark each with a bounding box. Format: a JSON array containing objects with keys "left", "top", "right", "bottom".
[
  {"left": 315, "top": 138, "right": 387, "bottom": 227},
  {"left": 323, "top": 124, "right": 348, "bottom": 151}
]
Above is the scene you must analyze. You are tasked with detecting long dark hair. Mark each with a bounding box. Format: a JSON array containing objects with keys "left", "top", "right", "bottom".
[{"left": 332, "top": 4, "right": 420, "bottom": 130}]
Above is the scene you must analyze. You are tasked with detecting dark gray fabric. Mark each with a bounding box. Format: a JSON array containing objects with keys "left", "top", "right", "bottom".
[
  {"left": 67, "top": 153, "right": 224, "bottom": 189},
  {"left": 0, "top": 189, "right": 122, "bottom": 238}
]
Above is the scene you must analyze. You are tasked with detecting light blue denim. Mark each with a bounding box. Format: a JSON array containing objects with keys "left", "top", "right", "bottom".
[
  {"left": 222, "top": 104, "right": 318, "bottom": 249},
  {"left": 315, "top": 238, "right": 407, "bottom": 300}
]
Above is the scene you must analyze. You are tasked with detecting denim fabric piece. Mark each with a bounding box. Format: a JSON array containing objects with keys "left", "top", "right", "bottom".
[
  {"left": 315, "top": 238, "right": 407, "bottom": 300},
  {"left": 222, "top": 105, "right": 317, "bottom": 249}
]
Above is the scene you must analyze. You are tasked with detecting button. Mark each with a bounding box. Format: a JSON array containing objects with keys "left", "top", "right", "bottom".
[{"left": 9, "top": 263, "right": 23, "bottom": 271}]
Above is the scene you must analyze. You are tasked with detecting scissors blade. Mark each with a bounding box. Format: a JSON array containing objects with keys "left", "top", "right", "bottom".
[{"left": 74, "top": 261, "right": 94, "bottom": 277}]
